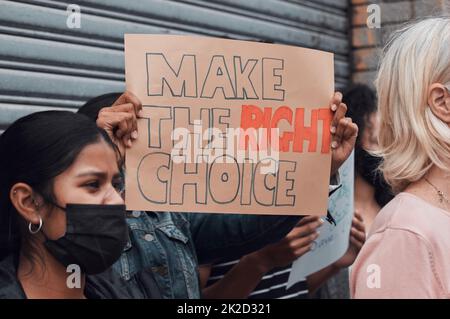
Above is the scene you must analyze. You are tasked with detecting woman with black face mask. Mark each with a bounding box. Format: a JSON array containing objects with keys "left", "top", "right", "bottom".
[{"left": 0, "top": 111, "right": 159, "bottom": 299}]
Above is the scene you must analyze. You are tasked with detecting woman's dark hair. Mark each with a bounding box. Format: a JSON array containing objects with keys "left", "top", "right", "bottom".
[
  {"left": 0, "top": 111, "right": 120, "bottom": 262},
  {"left": 77, "top": 92, "right": 122, "bottom": 121},
  {"left": 343, "top": 84, "right": 394, "bottom": 206},
  {"left": 343, "top": 84, "right": 377, "bottom": 147}
]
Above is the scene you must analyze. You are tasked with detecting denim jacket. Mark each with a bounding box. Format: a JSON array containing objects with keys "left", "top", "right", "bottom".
[
  {"left": 113, "top": 180, "right": 341, "bottom": 299},
  {"left": 112, "top": 211, "right": 302, "bottom": 299}
]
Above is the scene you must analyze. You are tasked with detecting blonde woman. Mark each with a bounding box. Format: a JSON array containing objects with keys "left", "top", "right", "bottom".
[{"left": 351, "top": 17, "right": 450, "bottom": 298}]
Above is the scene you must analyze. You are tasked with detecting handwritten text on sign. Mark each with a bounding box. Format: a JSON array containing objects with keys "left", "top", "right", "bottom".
[{"left": 125, "top": 35, "right": 334, "bottom": 215}]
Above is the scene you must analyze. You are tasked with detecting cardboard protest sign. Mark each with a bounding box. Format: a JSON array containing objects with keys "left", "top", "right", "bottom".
[
  {"left": 125, "top": 34, "right": 334, "bottom": 215},
  {"left": 287, "top": 152, "right": 354, "bottom": 287}
]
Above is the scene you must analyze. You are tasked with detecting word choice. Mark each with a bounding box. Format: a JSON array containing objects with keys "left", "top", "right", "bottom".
[{"left": 137, "top": 155, "right": 297, "bottom": 207}]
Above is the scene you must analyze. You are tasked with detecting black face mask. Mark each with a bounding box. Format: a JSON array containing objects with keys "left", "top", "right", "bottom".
[
  {"left": 355, "top": 147, "right": 382, "bottom": 187},
  {"left": 43, "top": 204, "right": 128, "bottom": 275},
  {"left": 355, "top": 147, "right": 394, "bottom": 207}
]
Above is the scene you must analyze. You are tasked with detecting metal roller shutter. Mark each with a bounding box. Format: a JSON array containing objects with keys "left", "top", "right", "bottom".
[{"left": 0, "top": 0, "right": 350, "bottom": 132}]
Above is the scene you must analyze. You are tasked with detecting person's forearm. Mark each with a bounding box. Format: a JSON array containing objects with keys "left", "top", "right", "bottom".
[
  {"left": 306, "top": 264, "right": 340, "bottom": 296},
  {"left": 202, "top": 254, "right": 269, "bottom": 299},
  {"left": 189, "top": 179, "right": 341, "bottom": 265},
  {"left": 189, "top": 213, "right": 301, "bottom": 265}
]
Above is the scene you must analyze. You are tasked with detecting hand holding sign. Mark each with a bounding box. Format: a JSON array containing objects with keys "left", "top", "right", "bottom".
[
  {"left": 332, "top": 211, "right": 366, "bottom": 269},
  {"left": 248, "top": 216, "right": 325, "bottom": 272},
  {"left": 96, "top": 91, "right": 142, "bottom": 157},
  {"left": 329, "top": 93, "right": 358, "bottom": 176}
]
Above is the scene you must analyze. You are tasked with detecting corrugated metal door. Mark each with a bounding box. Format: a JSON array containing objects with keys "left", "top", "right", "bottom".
[{"left": 0, "top": 0, "right": 350, "bottom": 132}]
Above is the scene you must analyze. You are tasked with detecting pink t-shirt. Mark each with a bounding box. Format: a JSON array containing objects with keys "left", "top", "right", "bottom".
[{"left": 351, "top": 192, "right": 450, "bottom": 299}]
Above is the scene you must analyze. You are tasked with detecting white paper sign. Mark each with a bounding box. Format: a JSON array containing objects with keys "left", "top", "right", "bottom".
[{"left": 287, "top": 151, "right": 354, "bottom": 288}]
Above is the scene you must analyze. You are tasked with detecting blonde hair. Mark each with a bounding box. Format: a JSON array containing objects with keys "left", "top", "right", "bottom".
[{"left": 375, "top": 16, "right": 450, "bottom": 192}]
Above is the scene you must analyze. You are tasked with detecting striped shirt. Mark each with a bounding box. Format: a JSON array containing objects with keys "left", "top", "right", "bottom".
[{"left": 206, "top": 259, "right": 309, "bottom": 299}]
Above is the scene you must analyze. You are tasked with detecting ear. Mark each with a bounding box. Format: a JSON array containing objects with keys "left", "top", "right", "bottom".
[
  {"left": 428, "top": 83, "right": 450, "bottom": 124},
  {"left": 10, "top": 183, "right": 43, "bottom": 225}
]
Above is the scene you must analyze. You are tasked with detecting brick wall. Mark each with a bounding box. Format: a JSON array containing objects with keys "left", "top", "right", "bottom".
[{"left": 351, "top": 0, "right": 450, "bottom": 87}]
